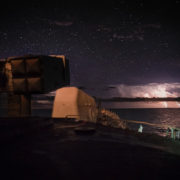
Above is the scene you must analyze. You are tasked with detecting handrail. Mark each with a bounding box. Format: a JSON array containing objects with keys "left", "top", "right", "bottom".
[
  {"left": 65, "top": 115, "right": 80, "bottom": 118},
  {"left": 65, "top": 115, "right": 81, "bottom": 121}
]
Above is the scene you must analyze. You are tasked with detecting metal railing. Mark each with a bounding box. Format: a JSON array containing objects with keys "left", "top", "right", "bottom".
[{"left": 65, "top": 115, "right": 81, "bottom": 121}]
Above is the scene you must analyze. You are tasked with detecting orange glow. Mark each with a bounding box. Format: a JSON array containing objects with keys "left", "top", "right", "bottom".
[{"left": 102, "top": 101, "right": 180, "bottom": 109}]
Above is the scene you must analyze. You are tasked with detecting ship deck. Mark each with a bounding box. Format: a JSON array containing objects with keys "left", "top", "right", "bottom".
[{"left": 0, "top": 117, "right": 180, "bottom": 179}]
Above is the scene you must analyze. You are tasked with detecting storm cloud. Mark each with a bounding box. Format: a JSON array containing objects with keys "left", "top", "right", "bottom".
[{"left": 109, "top": 83, "right": 180, "bottom": 98}]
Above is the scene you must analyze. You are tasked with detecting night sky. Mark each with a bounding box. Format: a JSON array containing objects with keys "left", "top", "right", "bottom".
[{"left": 0, "top": 0, "right": 180, "bottom": 98}]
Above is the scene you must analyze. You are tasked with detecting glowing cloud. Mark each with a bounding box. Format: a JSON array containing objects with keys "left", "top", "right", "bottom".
[{"left": 112, "top": 83, "right": 180, "bottom": 98}]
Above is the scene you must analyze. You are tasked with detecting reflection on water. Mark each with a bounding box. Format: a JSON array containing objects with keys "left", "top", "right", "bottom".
[
  {"left": 111, "top": 108, "right": 180, "bottom": 136},
  {"left": 103, "top": 101, "right": 180, "bottom": 108}
]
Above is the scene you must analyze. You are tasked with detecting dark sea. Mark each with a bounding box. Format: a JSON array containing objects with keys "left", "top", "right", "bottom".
[{"left": 111, "top": 108, "right": 180, "bottom": 136}]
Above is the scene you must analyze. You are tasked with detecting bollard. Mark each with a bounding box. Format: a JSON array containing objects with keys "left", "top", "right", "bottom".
[
  {"left": 175, "top": 129, "right": 180, "bottom": 140},
  {"left": 170, "top": 127, "right": 175, "bottom": 140},
  {"left": 138, "top": 124, "right": 143, "bottom": 133},
  {"left": 166, "top": 127, "right": 180, "bottom": 140}
]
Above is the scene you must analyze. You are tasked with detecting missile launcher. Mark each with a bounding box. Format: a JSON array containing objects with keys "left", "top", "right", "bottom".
[{"left": 0, "top": 55, "right": 70, "bottom": 117}]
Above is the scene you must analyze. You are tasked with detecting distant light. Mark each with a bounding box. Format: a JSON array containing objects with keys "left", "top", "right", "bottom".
[{"left": 162, "top": 101, "right": 168, "bottom": 108}]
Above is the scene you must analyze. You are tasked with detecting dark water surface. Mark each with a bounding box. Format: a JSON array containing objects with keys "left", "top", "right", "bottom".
[{"left": 111, "top": 108, "right": 180, "bottom": 136}]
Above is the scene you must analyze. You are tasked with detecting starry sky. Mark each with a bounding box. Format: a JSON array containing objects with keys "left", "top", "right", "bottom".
[{"left": 0, "top": 0, "right": 180, "bottom": 98}]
